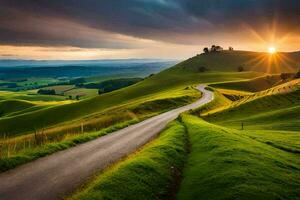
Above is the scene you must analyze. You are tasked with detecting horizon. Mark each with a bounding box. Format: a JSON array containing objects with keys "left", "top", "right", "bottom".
[
  {"left": 1, "top": 49, "right": 300, "bottom": 61},
  {"left": 1, "top": 1, "right": 300, "bottom": 60}
]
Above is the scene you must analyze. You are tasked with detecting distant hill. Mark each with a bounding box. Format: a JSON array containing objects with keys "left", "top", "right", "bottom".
[
  {"left": 0, "top": 60, "right": 178, "bottom": 79},
  {"left": 175, "top": 51, "right": 300, "bottom": 74}
]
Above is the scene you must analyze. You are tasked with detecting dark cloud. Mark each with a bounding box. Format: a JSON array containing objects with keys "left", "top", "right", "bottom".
[{"left": 0, "top": 0, "right": 300, "bottom": 48}]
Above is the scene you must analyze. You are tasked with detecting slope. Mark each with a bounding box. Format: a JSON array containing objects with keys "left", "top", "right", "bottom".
[
  {"left": 0, "top": 67, "right": 261, "bottom": 136},
  {"left": 177, "top": 50, "right": 300, "bottom": 73}
]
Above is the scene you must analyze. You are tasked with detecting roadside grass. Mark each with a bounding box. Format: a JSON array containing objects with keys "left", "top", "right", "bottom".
[
  {"left": 192, "top": 87, "right": 232, "bottom": 116},
  {"left": 0, "top": 94, "right": 197, "bottom": 171},
  {"left": 68, "top": 120, "right": 187, "bottom": 200},
  {"left": 0, "top": 119, "right": 139, "bottom": 172},
  {"left": 177, "top": 114, "right": 300, "bottom": 200}
]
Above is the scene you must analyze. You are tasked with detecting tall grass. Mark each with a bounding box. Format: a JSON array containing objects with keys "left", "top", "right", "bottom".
[
  {"left": 0, "top": 119, "right": 139, "bottom": 172},
  {"left": 0, "top": 95, "right": 196, "bottom": 172}
]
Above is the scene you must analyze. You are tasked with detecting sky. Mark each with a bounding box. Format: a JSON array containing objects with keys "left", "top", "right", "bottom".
[{"left": 0, "top": 0, "right": 300, "bottom": 60}]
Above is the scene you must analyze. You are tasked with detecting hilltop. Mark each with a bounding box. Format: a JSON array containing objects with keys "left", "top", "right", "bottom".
[{"left": 175, "top": 50, "right": 300, "bottom": 73}]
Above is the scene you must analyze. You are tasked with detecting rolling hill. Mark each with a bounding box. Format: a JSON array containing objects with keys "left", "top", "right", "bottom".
[
  {"left": 177, "top": 50, "right": 300, "bottom": 73},
  {"left": 2, "top": 50, "right": 300, "bottom": 136}
]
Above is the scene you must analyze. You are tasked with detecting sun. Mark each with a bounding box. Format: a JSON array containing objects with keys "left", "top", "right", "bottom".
[{"left": 268, "top": 46, "right": 277, "bottom": 54}]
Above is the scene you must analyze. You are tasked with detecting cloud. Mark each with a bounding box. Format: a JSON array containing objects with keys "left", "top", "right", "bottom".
[{"left": 0, "top": 0, "right": 300, "bottom": 49}]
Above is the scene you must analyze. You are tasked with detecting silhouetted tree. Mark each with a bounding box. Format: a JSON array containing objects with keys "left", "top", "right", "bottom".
[
  {"left": 37, "top": 89, "right": 56, "bottom": 95},
  {"left": 229, "top": 47, "right": 234, "bottom": 51},
  {"left": 203, "top": 47, "right": 209, "bottom": 54},
  {"left": 211, "top": 45, "right": 223, "bottom": 52}
]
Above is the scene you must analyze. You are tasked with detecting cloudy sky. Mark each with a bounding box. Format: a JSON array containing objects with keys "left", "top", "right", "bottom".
[{"left": 0, "top": 0, "right": 300, "bottom": 60}]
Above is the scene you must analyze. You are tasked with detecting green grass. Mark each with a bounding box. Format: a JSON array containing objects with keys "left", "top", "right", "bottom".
[
  {"left": 205, "top": 81, "right": 300, "bottom": 131},
  {"left": 0, "top": 94, "right": 198, "bottom": 171},
  {"left": 69, "top": 120, "right": 187, "bottom": 200},
  {"left": 64, "top": 88, "right": 99, "bottom": 99},
  {"left": 179, "top": 51, "right": 300, "bottom": 73},
  {"left": 0, "top": 90, "right": 68, "bottom": 101},
  {"left": 0, "top": 119, "right": 139, "bottom": 172},
  {"left": 42, "top": 85, "right": 75, "bottom": 95},
  {"left": 0, "top": 69, "right": 261, "bottom": 136},
  {"left": 177, "top": 114, "right": 300, "bottom": 200},
  {"left": 210, "top": 74, "right": 282, "bottom": 92},
  {"left": 0, "top": 99, "right": 36, "bottom": 117}
]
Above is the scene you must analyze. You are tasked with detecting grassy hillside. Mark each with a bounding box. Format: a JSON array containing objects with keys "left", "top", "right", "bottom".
[
  {"left": 0, "top": 100, "right": 35, "bottom": 117},
  {"left": 177, "top": 51, "right": 300, "bottom": 73},
  {"left": 177, "top": 114, "right": 300, "bottom": 200},
  {"left": 204, "top": 79, "right": 300, "bottom": 131},
  {"left": 0, "top": 68, "right": 261, "bottom": 136},
  {"left": 210, "top": 74, "right": 282, "bottom": 92}
]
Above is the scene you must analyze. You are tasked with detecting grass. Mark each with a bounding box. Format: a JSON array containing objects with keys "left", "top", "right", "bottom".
[
  {"left": 177, "top": 114, "right": 300, "bottom": 200},
  {"left": 42, "top": 85, "right": 75, "bottom": 95},
  {"left": 0, "top": 94, "right": 198, "bottom": 171},
  {"left": 0, "top": 70, "right": 260, "bottom": 136},
  {"left": 64, "top": 88, "right": 99, "bottom": 99},
  {"left": 0, "top": 119, "right": 139, "bottom": 172},
  {"left": 179, "top": 51, "right": 300, "bottom": 73},
  {"left": 69, "top": 120, "right": 187, "bottom": 200},
  {"left": 0, "top": 90, "right": 68, "bottom": 101},
  {"left": 210, "top": 74, "right": 282, "bottom": 92},
  {"left": 204, "top": 79, "right": 300, "bottom": 131},
  {"left": 0, "top": 99, "right": 36, "bottom": 117}
]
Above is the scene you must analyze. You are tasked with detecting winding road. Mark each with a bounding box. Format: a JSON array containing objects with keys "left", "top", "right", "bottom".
[{"left": 0, "top": 85, "right": 213, "bottom": 200}]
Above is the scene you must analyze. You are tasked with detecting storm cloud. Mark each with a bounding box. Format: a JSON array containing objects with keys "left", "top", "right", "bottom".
[{"left": 0, "top": 0, "right": 300, "bottom": 49}]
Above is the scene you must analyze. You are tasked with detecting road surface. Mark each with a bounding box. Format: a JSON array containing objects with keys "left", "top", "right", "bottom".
[{"left": 0, "top": 85, "right": 213, "bottom": 200}]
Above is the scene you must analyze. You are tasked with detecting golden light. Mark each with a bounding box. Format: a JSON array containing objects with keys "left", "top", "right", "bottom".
[{"left": 268, "top": 46, "right": 277, "bottom": 54}]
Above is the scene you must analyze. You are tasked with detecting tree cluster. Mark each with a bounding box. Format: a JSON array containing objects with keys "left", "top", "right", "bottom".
[
  {"left": 203, "top": 45, "right": 224, "bottom": 54},
  {"left": 37, "top": 89, "right": 56, "bottom": 95}
]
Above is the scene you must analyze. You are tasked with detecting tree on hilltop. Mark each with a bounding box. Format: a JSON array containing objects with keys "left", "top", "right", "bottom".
[{"left": 203, "top": 47, "right": 209, "bottom": 54}]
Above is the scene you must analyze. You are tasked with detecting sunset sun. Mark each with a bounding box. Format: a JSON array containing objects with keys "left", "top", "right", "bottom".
[{"left": 268, "top": 46, "right": 277, "bottom": 54}]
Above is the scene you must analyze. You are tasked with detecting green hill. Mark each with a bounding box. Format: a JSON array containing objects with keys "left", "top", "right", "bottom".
[
  {"left": 204, "top": 79, "right": 300, "bottom": 131},
  {"left": 0, "top": 100, "right": 36, "bottom": 117},
  {"left": 3, "top": 50, "right": 300, "bottom": 136},
  {"left": 210, "top": 74, "right": 282, "bottom": 92},
  {"left": 0, "top": 67, "right": 261, "bottom": 136},
  {"left": 177, "top": 51, "right": 300, "bottom": 73}
]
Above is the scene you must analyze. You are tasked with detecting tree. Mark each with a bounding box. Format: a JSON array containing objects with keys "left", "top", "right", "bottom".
[
  {"left": 211, "top": 45, "right": 223, "bottom": 52},
  {"left": 37, "top": 89, "right": 56, "bottom": 95},
  {"left": 211, "top": 45, "right": 216, "bottom": 52},
  {"left": 238, "top": 66, "right": 244, "bottom": 72},
  {"left": 203, "top": 47, "right": 209, "bottom": 54},
  {"left": 229, "top": 47, "right": 234, "bottom": 51}
]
